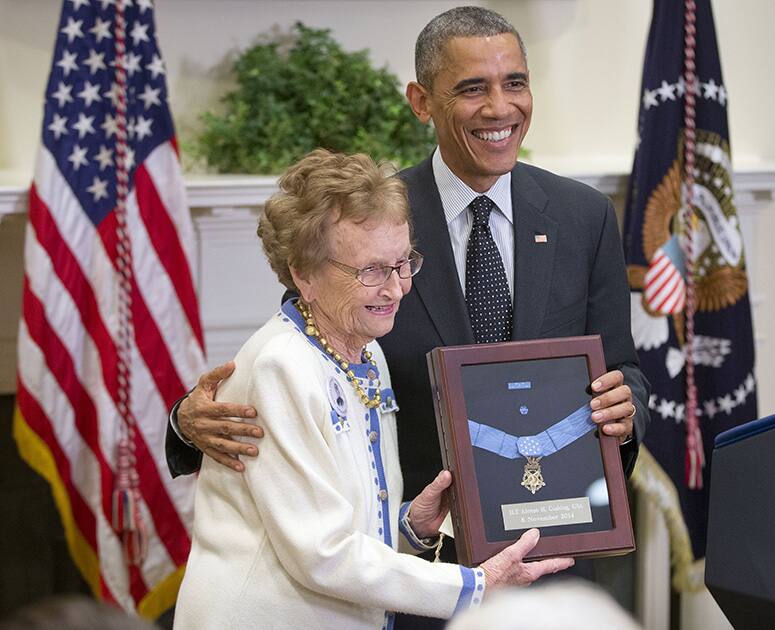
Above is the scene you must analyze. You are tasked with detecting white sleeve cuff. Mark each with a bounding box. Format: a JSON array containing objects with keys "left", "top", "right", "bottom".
[
  {"left": 169, "top": 394, "right": 195, "bottom": 446},
  {"left": 453, "top": 566, "right": 486, "bottom": 613}
]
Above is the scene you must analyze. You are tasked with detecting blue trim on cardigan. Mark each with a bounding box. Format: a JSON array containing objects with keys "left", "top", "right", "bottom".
[
  {"left": 454, "top": 566, "right": 475, "bottom": 613},
  {"left": 282, "top": 298, "right": 395, "bottom": 547},
  {"left": 369, "top": 396, "right": 392, "bottom": 548}
]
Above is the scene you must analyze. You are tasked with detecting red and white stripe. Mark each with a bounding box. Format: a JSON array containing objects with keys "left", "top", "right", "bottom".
[{"left": 644, "top": 249, "right": 686, "bottom": 314}]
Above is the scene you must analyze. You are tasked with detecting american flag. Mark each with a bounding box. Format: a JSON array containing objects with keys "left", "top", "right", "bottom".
[{"left": 14, "top": 0, "right": 204, "bottom": 616}]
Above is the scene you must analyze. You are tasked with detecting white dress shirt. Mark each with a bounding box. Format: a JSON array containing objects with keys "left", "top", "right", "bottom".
[{"left": 431, "top": 148, "right": 515, "bottom": 299}]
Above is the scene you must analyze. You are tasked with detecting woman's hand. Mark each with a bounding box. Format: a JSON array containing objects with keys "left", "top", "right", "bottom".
[
  {"left": 480, "top": 529, "right": 574, "bottom": 589},
  {"left": 407, "top": 470, "right": 452, "bottom": 539}
]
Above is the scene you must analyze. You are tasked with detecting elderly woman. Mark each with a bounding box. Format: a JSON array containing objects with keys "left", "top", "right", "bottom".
[{"left": 173, "top": 150, "right": 573, "bottom": 629}]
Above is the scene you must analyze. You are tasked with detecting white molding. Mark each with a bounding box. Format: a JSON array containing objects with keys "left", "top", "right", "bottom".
[
  {"left": 186, "top": 176, "right": 279, "bottom": 209},
  {"left": 0, "top": 187, "right": 27, "bottom": 221}
]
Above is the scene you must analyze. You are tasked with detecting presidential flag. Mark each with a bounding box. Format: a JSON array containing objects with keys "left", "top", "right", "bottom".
[
  {"left": 14, "top": 0, "right": 204, "bottom": 616},
  {"left": 623, "top": 0, "right": 757, "bottom": 589}
]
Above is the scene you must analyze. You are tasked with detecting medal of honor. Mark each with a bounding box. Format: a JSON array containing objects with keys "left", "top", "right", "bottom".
[
  {"left": 520, "top": 456, "right": 546, "bottom": 494},
  {"left": 468, "top": 403, "right": 595, "bottom": 495}
]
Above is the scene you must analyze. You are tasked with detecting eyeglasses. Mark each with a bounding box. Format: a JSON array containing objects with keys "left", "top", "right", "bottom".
[{"left": 328, "top": 250, "right": 424, "bottom": 287}]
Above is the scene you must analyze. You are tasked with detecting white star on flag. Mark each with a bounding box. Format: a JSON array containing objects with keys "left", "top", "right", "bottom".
[
  {"left": 56, "top": 50, "right": 79, "bottom": 76},
  {"left": 656, "top": 80, "right": 676, "bottom": 101},
  {"left": 130, "top": 22, "right": 150, "bottom": 46},
  {"left": 717, "top": 394, "right": 735, "bottom": 415},
  {"left": 101, "top": 113, "right": 120, "bottom": 137},
  {"left": 703, "top": 399, "right": 718, "bottom": 420},
  {"left": 134, "top": 115, "right": 153, "bottom": 140},
  {"left": 642, "top": 89, "right": 659, "bottom": 110},
  {"left": 47, "top": 113, "right": 69, "bottom": 139},
  {"left": 89, "top": 17, "right": 112, "bottom": 43},
  {"left": 138, "top": 85, "right": 161, "bottom": 109},
  {"left": 146, "top": 54, "right": 165, "bottom": 78},
  {"left": 67, "top": 144, "right": 89, "bottom": 170},
  {"left": 72, "top": 113, "right": 96, "bottom": 138},
  {"left": 86, "top": 176, "right": 109, "bottom": 201},
  {"left": 60, "top": 17, "right": 84, "bottom": 43},
  {"left": 703, "top": 78, "right": 720, "bottom": 100},
  {"left": 98, "top": 0, "right": 115, "bottom": 9},
  {"left": 656, "top": 398, "right": 676, "bottom": 420},
  {"left": 137, "top": 0, "right": 153, "bottom": 13},
  {"left": 95, "top": 145, "right": 114, "bottom": 170},
  {"left": 68, "top": 0, "right": 90, "bottom": 9},
  {"left": 83, "top": 49, "right": 107, "bottom": 74},
  {"left": 125, "top": 51, "right": 142, "bottom": 76},
  {"left": 77, "top": 81, "right": 102, "bottom": 107},
  {"left": 51, "top": 82, "right": 74, "bottom": 107}
]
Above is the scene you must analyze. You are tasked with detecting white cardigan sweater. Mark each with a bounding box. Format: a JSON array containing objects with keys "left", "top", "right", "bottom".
[{"left": 174, "top": 301, "right": 484, "bottom": 630}]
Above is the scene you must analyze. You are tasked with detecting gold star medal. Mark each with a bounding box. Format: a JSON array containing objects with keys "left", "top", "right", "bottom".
[{"left": 520, "top": 456, "right": 546, "bottom": 494}]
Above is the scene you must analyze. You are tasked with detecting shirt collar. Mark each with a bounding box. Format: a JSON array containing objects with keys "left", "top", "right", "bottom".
[{"left": 432, "top": 148, "right": 513, "bottom": 225}]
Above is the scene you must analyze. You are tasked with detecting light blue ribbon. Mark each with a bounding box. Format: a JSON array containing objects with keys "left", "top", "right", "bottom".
[{"left": 468, "top": 403, "right": 595, "bottom": 459}]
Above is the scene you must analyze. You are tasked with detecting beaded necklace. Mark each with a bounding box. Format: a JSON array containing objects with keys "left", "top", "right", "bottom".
[{"left": 296, "top": 301, "right": 382, "bottom": 409}]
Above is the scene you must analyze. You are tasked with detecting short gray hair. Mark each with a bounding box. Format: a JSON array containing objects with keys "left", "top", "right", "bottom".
[{"left": 415, "top": 6, "right": 527, "bottom": 89}]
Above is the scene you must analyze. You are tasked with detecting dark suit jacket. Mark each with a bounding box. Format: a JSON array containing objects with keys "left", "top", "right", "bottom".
[{"left": 165, "top": 156, "right": 650, "bottom": 491}]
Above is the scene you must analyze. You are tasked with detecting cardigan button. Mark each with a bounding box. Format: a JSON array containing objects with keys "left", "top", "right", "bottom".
[
  {"left": 369, "top": 431, "right": 378, "bottom": 443},
  {"left": 378, "top": 489, "right": 388, "bottom": 501}
]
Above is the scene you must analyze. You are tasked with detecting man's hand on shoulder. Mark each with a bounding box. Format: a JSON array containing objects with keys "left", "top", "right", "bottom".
[{"left": 179, "top": 361, "right": 262, "bottom": 472}]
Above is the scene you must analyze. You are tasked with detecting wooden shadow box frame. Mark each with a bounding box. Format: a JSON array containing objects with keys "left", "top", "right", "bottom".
[{"left": 427, "top": 335, "right": 634, "bottom": 566}]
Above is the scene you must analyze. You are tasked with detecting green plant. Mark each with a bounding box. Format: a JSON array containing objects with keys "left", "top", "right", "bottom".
[{"left": 195, "top": 23, "right": 437, "bottom": 174}]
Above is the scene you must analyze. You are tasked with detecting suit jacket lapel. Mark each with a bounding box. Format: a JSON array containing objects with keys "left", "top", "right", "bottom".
[
  {"left": 511, "top": 164, "right": 558, "bottom": 340},
  {"left": 405, "top": 157, "right": 474, "bottom": 346}
]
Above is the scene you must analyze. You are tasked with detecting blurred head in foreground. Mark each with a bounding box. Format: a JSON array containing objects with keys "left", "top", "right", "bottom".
[
  {"left": 0, "top": 595, "right": 156, "bottom": 630},
  {"left": 446, "top": 580, "right": 642, "bottom": 630}
]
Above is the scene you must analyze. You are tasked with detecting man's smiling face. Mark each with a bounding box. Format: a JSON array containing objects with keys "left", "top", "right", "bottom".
[{"left": 410, "top": 33, "right": 532, "bottom": 192}]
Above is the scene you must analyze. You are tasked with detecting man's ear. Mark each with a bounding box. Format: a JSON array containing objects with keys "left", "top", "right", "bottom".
[
  {"left": 405, "top": 81, "right": 433, "bottom": 125},
  {"left": 290, "top": 266, "right": 316, "bottom": 304}
]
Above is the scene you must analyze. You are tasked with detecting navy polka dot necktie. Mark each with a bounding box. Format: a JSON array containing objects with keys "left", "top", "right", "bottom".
[{"left": 465, "top": 196, "right": 513, "bottom": 343}]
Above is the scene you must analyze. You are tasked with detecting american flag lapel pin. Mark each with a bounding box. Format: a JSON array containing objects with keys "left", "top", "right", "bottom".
[{"left": 534, "top": 234, "right": 548, "bottom": 243}]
